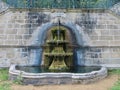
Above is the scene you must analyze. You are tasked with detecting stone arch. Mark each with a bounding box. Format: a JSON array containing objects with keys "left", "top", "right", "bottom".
[
  {"left": 29, "top": 23, "right": 84, "bottom": 46},
  {"left": 28, "top": 22, "right": 84, "bottom": 66}
]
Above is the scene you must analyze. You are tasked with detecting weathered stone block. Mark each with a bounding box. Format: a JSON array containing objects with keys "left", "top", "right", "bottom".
[
  {"left": 0, "top": 52, "right": 6, "bottom": 58},
  {"left": 17, "top": 29, "right": 26, "bottom": 34},
  {"left": 100, "top": 30, "right": 109, "bottom": 36},
  {"left": 99, "top": 36, "right": 113, "bottom": 40},
  {"left": 107, "top": 25, "right": 118, "bottom": 29},
  {"left": 111, "top": 53, "right": 120, "bottom": 58},
  {"left": 18, "top": 40, "right": 27, "bottom": 45},
  {"left": 0, "top": 40, "right": 4, "bottom": 45},
  {"left": 7, "top": 35, "right": 15, "bottom": 40},
  {"left": 15, "top": 20, "right": 25, "bottom": 23},
  {"left": 0, "top": 29, "right": 5, "bottom": 34},
  {"left": 95, "top": 25, "right": 107, "bottom": 29},
  {"left": 8, "top": 24, "right": 13, "bottom": 28},
  {"left": 4, "top": 40, "right": 18, "bottom": 45},
  {"left": 101, "top": 53, "right": 111, "bottom": 59},
  {"left": 0, "top": 35, "right": 6, "bottom": 39},
  {"left": 90, "top": 36, "right": 99, "bottom": 40},
  {"left": 5, "top": 29, "right": 17, "bottom": 34},
  {"left": 15, "top": 35, "right": 22, "bottom": 39},
  {"left": 91, "top": 41, "right": 109, "bottom": 46},
  {"left": 6, "top": 53, "right": 15, "bottom": 59},
  {"left": 114, "top": 36, "right": 120, "bottom": 40},
  {"left": 109, "top": 41, "right": 120, "bottom": 46}
]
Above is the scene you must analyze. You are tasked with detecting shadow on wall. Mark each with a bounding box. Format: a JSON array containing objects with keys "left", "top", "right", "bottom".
[
  {"left": 22, "top": 12, "right": 50, "bottom": 41},
  {"left": 75, "top": 12, "right": 97, "bottom": 34}
]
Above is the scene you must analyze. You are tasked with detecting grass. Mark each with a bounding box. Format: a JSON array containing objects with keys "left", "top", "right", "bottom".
[
  {"left": 0, "top": 68, "right": 9, "bottom": 81},
  {"left": 0, "top": 82, "right": 11, "bottom": 90},
  {"left": 0, "top": 68, "right": 11, "bottom": 90},
  {"left": 0, "top": 68, "right": 120, "bottom": 90},
  {"left": 110, "top": 80, "right": 120, "bottom": 90},
  {"left": 109, "top": 69, "right": 120, "bottom": 75},
  {"left": 109, "top": 69, "right": 120, "bottom": 90}
]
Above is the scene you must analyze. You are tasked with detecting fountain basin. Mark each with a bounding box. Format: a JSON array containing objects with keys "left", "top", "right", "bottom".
[{"left": 9, "top": 65, "right": 107, "bottom": 85}]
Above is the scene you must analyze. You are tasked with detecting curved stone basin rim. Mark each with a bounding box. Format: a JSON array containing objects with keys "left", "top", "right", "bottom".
[{"left": 9, "top": 65, "right": 107, "bottom": 79}]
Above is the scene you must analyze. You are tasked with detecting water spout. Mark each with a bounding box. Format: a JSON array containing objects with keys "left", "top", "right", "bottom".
[{"left": 57, "top": 18, "right": 60, "bottom": 41}]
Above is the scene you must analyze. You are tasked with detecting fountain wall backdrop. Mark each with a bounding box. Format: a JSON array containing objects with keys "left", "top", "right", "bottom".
[{"left": 0, "top": 1, "right": 120, "bottom": 68}]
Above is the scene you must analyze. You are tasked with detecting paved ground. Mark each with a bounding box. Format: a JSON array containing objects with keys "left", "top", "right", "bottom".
[{"left": 11, "top": 75, "right": 119, "bottom": 90}]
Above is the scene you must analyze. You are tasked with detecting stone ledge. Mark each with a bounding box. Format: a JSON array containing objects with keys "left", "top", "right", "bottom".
[{"left": 9, "top": 65, "right": 107, "bottom": 85}]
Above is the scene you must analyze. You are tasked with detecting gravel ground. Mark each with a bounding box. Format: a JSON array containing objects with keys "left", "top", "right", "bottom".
[{"left": 11, "top": 75, "right": 119, "bottom": 90}]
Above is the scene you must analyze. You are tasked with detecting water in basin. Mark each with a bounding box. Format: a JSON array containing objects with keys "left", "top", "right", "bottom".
[{"left": 16, "top": 66, "right": 101, "bottom": 73}]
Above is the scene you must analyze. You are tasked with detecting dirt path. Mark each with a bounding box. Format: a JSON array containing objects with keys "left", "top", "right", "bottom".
[{"left": 11, "top": 75, "right": 119, "bottom": 90}]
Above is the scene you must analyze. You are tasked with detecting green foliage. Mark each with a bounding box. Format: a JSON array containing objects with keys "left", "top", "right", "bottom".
[
  {"left": 109, "top": 69, "right": 120, "bottom": 75},
  {"left": 0, "top": 69, "right": 11, "bottom": 90},
  {"left": 0, "top": 83, "right": 11, "bottom": 90},
  {"left": 13, "top": 72, "right": 23, "bottom": 85},
  {"left": 0, "top": 68, "right": 9, "bottom": 81},
  {"left": 110, "top": 80, "right": 120, "bottom": 90},
  {"left": 2, "top": 0, "right": 120, "bottom": 9},
  {"left": 109, "top": 69, "right": 120, "bottom": 90}
]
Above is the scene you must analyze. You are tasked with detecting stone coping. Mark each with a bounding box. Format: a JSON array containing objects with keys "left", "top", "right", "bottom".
[
  {"left": 1, "top": 45, "right": 120, "bottom": 48},
  {"left": 9, "top": 65, "right": 107, "bottom": 79},
  {"left": 4, "top": 8, "right": 107, "bottom": 14}
]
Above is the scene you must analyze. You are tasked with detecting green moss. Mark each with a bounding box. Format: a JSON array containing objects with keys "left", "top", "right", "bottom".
[{"left": 44, "top": 25, "right": 73, "bottom": 70}]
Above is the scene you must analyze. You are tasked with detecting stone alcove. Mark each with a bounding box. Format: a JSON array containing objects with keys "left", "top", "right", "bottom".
[{"left": 28, "top": 22, "right": 84, "bottom": 66}]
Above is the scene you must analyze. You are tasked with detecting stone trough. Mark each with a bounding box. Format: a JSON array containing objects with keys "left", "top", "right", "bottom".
[{"left": 9, "top": 65, "right": 107, "bottom": 85}]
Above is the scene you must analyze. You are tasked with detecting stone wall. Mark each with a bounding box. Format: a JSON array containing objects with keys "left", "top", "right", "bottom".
[
  {"left": 0, "top": 10, "right": 120, "bottom": 46},
  {"left": 0, "top": 1, "right": 120, "bottom": 67}
]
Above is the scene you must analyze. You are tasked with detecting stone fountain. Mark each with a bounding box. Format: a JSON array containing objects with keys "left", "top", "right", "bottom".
[
  {"left": 43, "top": 20, "right": 73, "bottom": 71},
  {"left": 9, "top": 19, "right": 107, "bottom": 85}
]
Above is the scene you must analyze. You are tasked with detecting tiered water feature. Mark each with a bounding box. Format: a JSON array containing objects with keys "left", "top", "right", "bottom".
[
  {"left": 9, "top": 21, "right": 107, "bottom": 85},
  {"left": 43, "top": 22, "right": 73, "bottom": 71}
]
